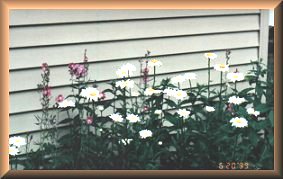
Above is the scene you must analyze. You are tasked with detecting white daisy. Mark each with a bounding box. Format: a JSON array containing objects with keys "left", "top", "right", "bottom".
[
  {"left": 247, "top": 107, "right": 260, "bottom": 117},
  {"left": 109, "top": 113, "right": 124, "bottom": 122},
  {"left": 9, "top": 136, "right": 26, "bottom": 147},
  {"left": 144, "top": 87, "right": 162, "bottom": 96},
  {"left": 122, "top": 63, "right": 137, "bottom": 72},
  {"left": 116, "top": 63, "right": 136, "bottom": 78},
  {"left": 158, "top": 141, "right": 163, "bottom": 145},
  {"left": 139, "top": 129, "right": 153, "bottom": 139},
  {"left": 57, "top": 99, "right": 76, "bottom": 108},
  {"left": 174, "top": 90, "right": 188, "bottom": 100},
  {"left": 80, "top": 87, "right": 100, "bottom": 101},
  {"left": 204, "top": 52, "right": 217, "bottom": 60},
  {"left": 171, "top": 75, "right": 186, "bottom": 85},
  {"left": 227, "top": 72, "right": 245, "bottom": 82},
  {"left": 214, "top": 64, "right": 229, "bottom": 72},
  {"left": 163, "top": 88, "right": 177, "bottom": 97},
  {"left": 230, "top": 117, "right": 248, "bottom": 128},
  {"left": 148, "top": 59, "right": 162, "bottom": 67},
  {"left": 183, "top": 73, "right": 197, "bottom": 80},
  {"left": 228, "top": 96, "right": 246, "bottom": 105},
  {"left": 115, "top": 79, "right": 135, "bottom": 89},
  {"left": 9, "top": 146, "right": 19, "bottom": 156},
  {"left": 205, "top": 106, "right": 215, "bottom": 112},
  {"left": 126, "top": 114, "right": 140, "bottom": 123},
  {"left": 177, "top": 109, "right": 191, "bottom": 118},
  {"left": 154, "top": 110, "right": 163, "bottom": 115},
  {"left": 119, "top": 138, "right": 133, "bottom": 145},
  {"left": 116, "top": 68, "right": 128, "bottom": 78}
]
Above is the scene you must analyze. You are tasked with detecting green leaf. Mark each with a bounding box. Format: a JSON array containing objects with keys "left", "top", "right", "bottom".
[
  {"left": 255, "top": 104, "right": 270, "bottom": 113},
  {"left": 164, "top": 112, "right": 178, "bottom": 126},
  {"left": 179, "top": 99, "right": 191, "bottom": 106},
  {"left": 238, "top": 87, "right": 255, "bottom": 96},
  {"left": 164, "top": 98, "right": 177, "bottom": 108}
]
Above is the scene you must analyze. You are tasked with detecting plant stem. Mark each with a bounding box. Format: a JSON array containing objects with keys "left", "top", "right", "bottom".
[
  {"left": 234, "top": 81, "right": 237, "bottom": 95},
  {"left": 219, "top": 72, "right": 223, "bottom": 112},
  {"left": 15, "top": 156, "right": 18, "bottom": 170},
  {"left": 232, "top": 132, "right": 239, "bottom": 160},
  {"left": 153, "top": 66, "right": 156, "bottom": 87},
  {"left": 208, "top": 58, "right": 211, "bottom": 100},
  {"left": 189, "top": 79, "right": 192, "bottom": 94}
]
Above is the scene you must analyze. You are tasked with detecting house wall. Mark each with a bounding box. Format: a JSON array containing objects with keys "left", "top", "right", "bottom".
[{"left": 9, "top": 10, "right": 269, "bottom": 141}]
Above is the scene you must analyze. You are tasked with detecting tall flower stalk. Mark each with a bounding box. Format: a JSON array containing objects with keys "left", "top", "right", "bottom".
[{"left": 204, "top": 52, "right": 217, "bottom": 100}]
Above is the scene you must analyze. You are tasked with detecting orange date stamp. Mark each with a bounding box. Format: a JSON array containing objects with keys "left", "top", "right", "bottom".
[{"left": 218, "top": 162, "right": 249, "bottom": 170}]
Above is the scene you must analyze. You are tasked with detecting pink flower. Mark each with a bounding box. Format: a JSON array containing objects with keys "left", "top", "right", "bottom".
[
  {"left": 143, "top": 67, "right": 149, "bottom": 83},
  {"left": 43, "top": 86, "right": 51, "bottom": 97},
  {"left": 55, "top": 94, "right": 64, "bottom": 103},
  {"left": 41, "top": 63, "right": 49, "bottom": 73},
  {"left": 143, "top": 106, "right": 150, "bottom": 112},
  {"left": 86, "top": 116, "right": 93, "bottom": 125},
  {"left": 68, "top": 63, "right": 87, "bottom": 79}
]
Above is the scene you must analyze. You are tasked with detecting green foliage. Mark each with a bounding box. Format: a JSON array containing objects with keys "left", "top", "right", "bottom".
[{"left": 17, "top": 54, "right": 273, "bottom": 170}]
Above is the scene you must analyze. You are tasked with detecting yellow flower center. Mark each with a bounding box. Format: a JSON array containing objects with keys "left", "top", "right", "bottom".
[
  {"left": 151, "top": 59, "right": 158, "bottom": 63},
  {"left": 15, "top": 139, "right": 20, "bottom": 143},
  {"left": 176, "top": 92, "right": 182, "bottom": 96},
  {"left": 121, "top": 71, "right": 127, "bottom": 75},
  {"left": 235, "top": 119, "right": 242, "bottom": 123},
  {"left": 219, "top": 64, "right": 226, "bottom": 68},
  {"left": 90, "top": 92, "right": 98, "bottom": 97},
  {"left": 233, "top": 75, "right": 239, "bottom": 79},
  {"left": 207, "top": 53, "right": 214, "bottom": 57}
]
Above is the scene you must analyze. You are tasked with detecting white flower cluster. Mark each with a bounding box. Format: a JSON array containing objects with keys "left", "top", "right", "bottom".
[
  {"left": 228, "top": 96, "right": 246, "bottom": 105},
  {"left": 204, "top": 52, "right": 218, "bottom": 60},
  {"left": 204, "top": 52, "right": 245, "bottom": 83},
  {"left": 230, "top": 117, "right": 248, "bottom": 128},
  {"left": 109, "top": 113, "right": 124, "bottom": 122},
  {"left": 144, "top": 87, "right": 162, "bottom": 96},
  {"left": 109, "top": 113, "right": 153, "bottom": 139},
  {"left": 205, "top": 106, "right": 215, "bottom": 112},
  {"left": 214, "top": 64, "right": 229, "bottom": 72},
  {"left": 109, "top": 113, "right": 141, "bottom": 123},
  {"left": 80, "top": 87, "right": 101, "bottom": 101},
  {"left": 148, "top": 59, "right": 162, "bottom": 67},
  {"left": 119, "top": 138, "right": 133, "bottom": 145},
  {"left": 247, "top": 107, "right": 260, "bottom": 117},
  {"left": 57, "top": 99, "right": 76, "bottom": 108},
  {"left": 177, "top": 109, "right": 191, "bottom": 119},
  {"left": 164, "top": 88, "right": 188, "bottom": 101},
  {"left": 170, "top": 73, "right": 197, "bottom": 85},
  {"left": 126, "top": 114, "right": 140, "bottom": 123},
  {"left": 139, "top": 129, "right": 153, "bottom": 139},
  {"left": 115, "top": 79, "right": 135, "bottom": 89},
  {"left": 116, "top": 63, "right": 137, "bottom": 78},
  {"left": 226, "top": 72, "right": 245, "bottom": 83},
  {"left": 9, "top": 136, "right": 26, "bottom": 156}
]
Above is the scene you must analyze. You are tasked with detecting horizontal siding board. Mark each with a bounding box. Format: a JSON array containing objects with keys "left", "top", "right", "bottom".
[
  {"left": 10, "top": 48, "right": 258, "bottom": 92},
  {"left": 10, "top": 31, "right": 259, "bottom": 70},
  {"left": 10, "top": 9, "right": 260, "bottom": 26},
  {"left": 10, "top": 80, "right": 253, "bottom": 135},
  {"left": 10, "top": 64, "right": 255, "bottom": 114},
  {"left": 10, "top": 15, "right": 260, "bottom": 48}
]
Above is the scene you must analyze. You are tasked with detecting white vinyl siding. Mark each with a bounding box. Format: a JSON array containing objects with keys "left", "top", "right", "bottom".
[{"left": 9, "top": 10, "right": 269, "bottom": 137}]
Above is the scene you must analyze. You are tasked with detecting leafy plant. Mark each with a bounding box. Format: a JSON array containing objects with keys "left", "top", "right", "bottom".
[{"left": 10, "top": 50, "right": 274, "bottom": 170}]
